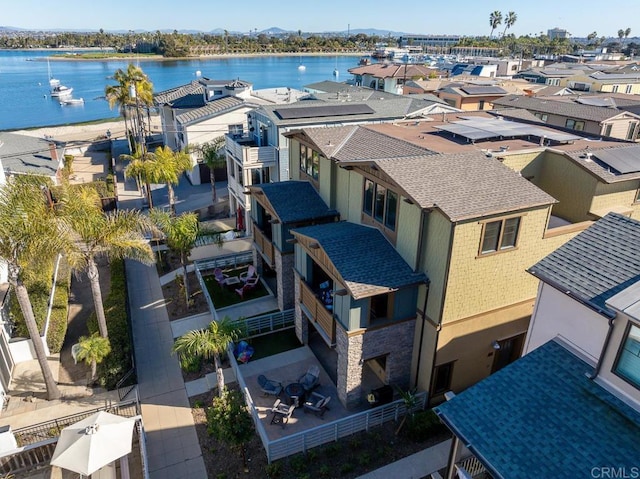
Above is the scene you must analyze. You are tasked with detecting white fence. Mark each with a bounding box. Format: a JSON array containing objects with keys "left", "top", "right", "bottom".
[{"left": 235, "top": 309, "right": 295, "bottom": 339}]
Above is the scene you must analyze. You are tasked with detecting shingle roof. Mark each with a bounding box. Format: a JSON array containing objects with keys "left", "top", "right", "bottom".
[
  {"left": 347, "top": 63, "right": 434, "bottom": 79},
  {"left": 565, "top": 145, "right": 640, "bottom": 183},
  {"left": 528, "top": 213, "right": 640, "bottom": 317},
  {"left": 298, "top": 125, "right": 434, "bottom": 162},
  {"left": 373, "top": 152, "right": 556, "bottom": 221},
  {"left": 175, "top": 96, "right": 245, "bottom": 125},
  {"left": 435, "top": 339, "right": 640, "bottom": 479},
  {"left": 291, "top": 222, "right": 427, "bottom": 299},
  {"left": 492, "top": 94, "right": 633, "bottom": 122},
  {"left": 255, "top": 181, "right": 337, "bottom": 223},
  {"left": 0, "top": 132, "right": 62, "bottom": 177},
  {"left": 154, "top": 80, "right": 204, "bottom": 105}
]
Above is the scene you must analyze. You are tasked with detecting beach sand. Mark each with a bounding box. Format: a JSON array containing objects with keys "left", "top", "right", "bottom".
[{"left": 13, "top": 119, "right": 126, "bottom": 143}]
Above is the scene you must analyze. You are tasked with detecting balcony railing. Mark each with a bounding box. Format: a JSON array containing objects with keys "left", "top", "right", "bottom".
[
  {"left": 299, "top": 279, "right": 335, "bottom": 344},
  {"left": 226, "top": 136, "right": 277, "bottom": 165},
  {"left": 253, "top": 221, "right": 275, "bottom": 266}
]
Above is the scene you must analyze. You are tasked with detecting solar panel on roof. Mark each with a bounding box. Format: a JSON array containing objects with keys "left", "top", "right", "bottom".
[
  {"left": 460, "top": 86, "right": 507, "bottom": 95},
  {"left": 435, "top": 124, "right": 495, "bottom": 140},
  {"left": 592, "top": 147, "right": 640, "bottom": 174},
  {"left": 274, "top": 104, "right": 375, "bottom": 120},
  {"left": 436, "top": 118, "right": 583, "bottom": 143}
]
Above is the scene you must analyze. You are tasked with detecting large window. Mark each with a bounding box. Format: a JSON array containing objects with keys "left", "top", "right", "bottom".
[
  {"left": 480, "top": 217, "right": 521, "bottom": 254},
  {"left": 362, "top": 179, "right": 399, "bottom": 232},
  {"left": 614, "top": 323, "right": 640, "bottom": 389},
  {"left": 432, "top": 361, "right": 454, "bottom": 395},
  {"left": 299, "top": 144, "right": 319, "bottom": 180},
  {"left": 565, "top": 119, "right": 585, "bottom": 131}
]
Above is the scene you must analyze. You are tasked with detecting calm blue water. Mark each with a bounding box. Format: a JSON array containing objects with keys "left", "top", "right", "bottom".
[{"left": 0, "top": 50, "right": 362, "bottom": 130}]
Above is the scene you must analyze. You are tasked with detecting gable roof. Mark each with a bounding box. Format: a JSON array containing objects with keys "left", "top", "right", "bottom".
[
  {"left": 435, "top": 339, "right": 640, "bottom": 479},
  {"left": 174, "top": 96, "right": 245, "bottom": 126},
  {"left": 492, "top": 95, "right": 639, "bottom": 122},
  {"left": 291, "top": 222, "right": 427, "bottom": 299},
  {"left": 372, "top": 152, "right": 556, "bottom": 221},
  {"left": 528, "top": 213, "right": 640, "bottom": 317},
  {"left": 347, "top": 63, "right": 434, "bottom": 79},
  {"left": 252, "top": 181, "right": 337, "bottom": 223},
  {"left": 0, "top": 132, "right": 62, "bottom": 177},
  {"left": 565, "top": 144, "right": 640, "bottom": 183}
]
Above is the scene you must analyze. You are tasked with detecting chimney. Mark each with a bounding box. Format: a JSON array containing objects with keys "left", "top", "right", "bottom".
[{"left": 48, "top": 142, "right": 58, "bottom": 161}]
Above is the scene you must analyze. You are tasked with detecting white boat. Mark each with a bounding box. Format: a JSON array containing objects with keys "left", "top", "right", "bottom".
[
  {"left": 47, "top": 59, "right": 73, "bottom": 97},
  {"left": 60, "top": 97, "right": 84, "bottom": 106},
  {"left": 297, "top": 56, "right": 306, "bottom": 71}
]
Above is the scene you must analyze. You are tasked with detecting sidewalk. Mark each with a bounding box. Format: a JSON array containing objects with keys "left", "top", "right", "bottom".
[{"left": 126, "top": 259, "right": 207, "bottom": 479}]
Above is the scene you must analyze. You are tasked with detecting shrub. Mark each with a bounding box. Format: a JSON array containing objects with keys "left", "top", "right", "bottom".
[
  {"left": 340, "top": 463, "right": 354, "bottom": 475},
  {"left": 179, "top": 353, "right": 202, "bottom": 373},
  {"left": 318, "top": 464, "right": 331, "bottom": 477},
  {"left": 358, "top": 452, "right": 371, "bottom": 466},
  {"left": 265, "top": 462, "right": 282, "bottom": 478},
  {"left": 403, "top": 409, "right": 447, "bottom": 442},
  {"left": 46, "top": 260, "right": 71, "bottom": 353},
  {"left": 289, "top": 454, "right": 306, "bottom": 475}
]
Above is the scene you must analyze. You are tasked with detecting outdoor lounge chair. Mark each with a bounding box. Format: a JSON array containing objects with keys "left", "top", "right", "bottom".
[
  {"left": 257, "top": 374, "right": 283, "bottom": 397},
  {"left": 298, "top": 365, "right": 320, "bottom": 392},
  {"left": 270, "top": 399, "right": 295, "bottom": 428},
  {"left": 303, "top": 391, "right": 331, "bottom": 418},
  {"left": 235, "top": 274, "right": 260, "bottom": 299},
  {"left": 239, "top": 265, "right": 256, "bottom": 283},
  {"left": 213, "top": 268, "right": 229, "bottom": 287}
]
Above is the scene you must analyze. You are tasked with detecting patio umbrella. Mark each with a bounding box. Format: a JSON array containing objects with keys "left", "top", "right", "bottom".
[{"left": 50, "top": 411, "right": 137, "bottom": 476}]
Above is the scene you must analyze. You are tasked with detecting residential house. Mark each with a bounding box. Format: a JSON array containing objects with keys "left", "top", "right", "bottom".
[
  {"left": 225, "top": 94, "right": 455, "bottom": 234},
  {"left": 434, "top": 213, "right": 640, "bottom": 479},
  {"left": 347, "top": 63, "right": 437, "bottom": 94},
  {"left": 436, "top": 85, "right": 508, "bottom": 110},
  {"left": 563, "top": 71, "right": 640, "bottom": 94},
  {"left": 492, "top": 94, "right": 640, "bottom": 140},
  {"left": 513, "top": 67, "right": 584, "bottom": 85},
  {"left": 0, "top": 132, "right": 64, "bottom": 183},
  {"left": 445, "top": 63, "right": 497, "bottom": 78}
]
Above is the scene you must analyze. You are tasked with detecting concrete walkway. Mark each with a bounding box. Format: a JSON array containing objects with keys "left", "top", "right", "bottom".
[{"left": 126, "top": 259, "right": 207, "bottom": 479}]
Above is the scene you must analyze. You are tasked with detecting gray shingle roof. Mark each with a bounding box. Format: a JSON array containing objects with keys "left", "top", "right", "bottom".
[
  {"left": 175, "top": 96, "right": 245, "bottom": 125},
  {"left": 435, "top": 339, "right": 640, "bottom": 479},
  {"left": 492, "top": 95, "right": 633, "bottom": 122},
  {"left": 528, "top": 213, "right": 640, "bottom": 317},
  {"left": 0, "top": 132, "right": 62, "bottom": 177},
  {"left": 565, "top": 145, "right": 640, "bottom": 183},
  {"left": 154, "top": 80, "right": 203, "bottom": 105},
  {"left": 374, "top": 152, "right": 556, "bottom": 221},
  {"left": 255, "top": 181, "right": 337, "bottom": 223},
  {"left": 298, "top": 125, "right": 434, "bottom": 162},
  {"left": 291, "top": 222, "right": 427, "bottom": 299}
]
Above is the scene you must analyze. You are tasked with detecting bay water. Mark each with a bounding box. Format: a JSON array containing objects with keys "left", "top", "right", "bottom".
[{"left": 0, "top": 50, "right": 362, "bottom": 130}]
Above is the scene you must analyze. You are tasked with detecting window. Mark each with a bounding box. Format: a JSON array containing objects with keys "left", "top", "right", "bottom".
[
  {"left": 228, "top": 124, "right": 243, "bottom": 137},
  {"left": 614, "top": 323, "right": 640, "bottom": 389},
  {"left": 369, "top": 294, "right": 389, "bottom": 323},
  {"left": 478, "top": 100, "right": 486, "bottom": 110},
  {"left": 635, "top": 188, "right": 640, "bottom": 203},
  {"left": 626, "top": 84, "right": 633, "bottom": 94},
  {"left": 229, "top": 161, "right": 235, "bottom": 178},
  {"left": 299, "top": 144, "right": 319, "bottom": 180},
  {"left": 237, "top": 164, "right": 243, "bottom": 186},
  {"left": 251, "top": 169, "right": 261, "bottom": 185},
  {"left": 612, "top": 85, "right": 619, "bottom": 93},
  {"left": 565, "top": 119, "right": 585, "bottom": 131},
  {"left": 603, "top": 124, "right": 613, "bottom": 137},
  {"left": 627, "top": 122, "right": 638, "bottom": 141},
  {"left": 534, "top": 113, "right": 548, "bottom": 122},
  {"left": 432, "top": 362, "right": 454, "bottom": 395},
  {"left": 362, "top": 179, "right": 399, "bottom": 231},
  {"left": 480, "top": 217, "right": 521, "bottom": 254}
]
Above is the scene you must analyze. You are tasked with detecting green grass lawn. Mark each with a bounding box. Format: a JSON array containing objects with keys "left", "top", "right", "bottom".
[
  {"left": 203, "top": 266, "right": 269, "bottom": 309},
  {"left": 245, "top": 329, "right": 302, "bottom": 361}
]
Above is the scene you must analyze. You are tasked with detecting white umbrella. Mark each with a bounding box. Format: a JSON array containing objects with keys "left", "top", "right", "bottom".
[{"left": 50, "top": 411, "right": 137, "bottom": 476}]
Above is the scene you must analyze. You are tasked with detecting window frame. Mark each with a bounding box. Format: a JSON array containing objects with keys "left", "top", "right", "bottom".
[
  {"left": 299, "top": 143, "right": 319, "bottom": 181},
  {"left": 432, "top": 361, "right": 455, "bottom": 395},
  {"left": 361, "top": 177, "right": 399, "bottom": 234},
  {"left": 612, "top": 321, "right": 640, "bottom": 390},
  {"left": 478, "top": 215, "right": 522, "bottom": 256}
]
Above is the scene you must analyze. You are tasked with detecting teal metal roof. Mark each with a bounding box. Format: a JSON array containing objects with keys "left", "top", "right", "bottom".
[
  {"left": 258, "top": 181, "right": 337, "bottom": 223},
  {"left": 435, "top": 340, "right": 640, "bottom": 479}
]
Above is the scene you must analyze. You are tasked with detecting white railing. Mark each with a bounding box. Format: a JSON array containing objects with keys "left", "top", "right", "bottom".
[
  {"left": 194, "top": 265, "right": 218, "bottom": 321},
  {"left": 233, "top": 310, "right": 295, "bottom": 339},
  {"left": 137, "top": 419, "right": 150, "bottom": 479},
  {"left": 225, "top": 136, "right": 276, "bottom": 165}
]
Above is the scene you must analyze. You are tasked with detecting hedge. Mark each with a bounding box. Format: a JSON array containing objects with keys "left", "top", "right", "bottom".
[{"left": 46, "top": 260, "right": 71, "bottom": 353}]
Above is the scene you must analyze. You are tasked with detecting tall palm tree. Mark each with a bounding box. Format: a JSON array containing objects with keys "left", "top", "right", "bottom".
[
  {"left": 618, "top": 29, "right": 625, "bottom": 43},
  {"left": 625, "top": 28, "right": 632, "bottom": 42},
  {"left": 76, "top": 333, "right": 111, "bottom": 381},
  {"left": 503, "top": 12, "right": 517, "bottom": 37},
  {"left": 193, "top": 137, "right": 226, "bottom": 204},
  {"left": 172, "top": 317, "right": 241, "bottom": 396},
  {"left": 123, "top": 146, "right": 155, "bottom": 208},
  {"left": 60, "top": 186, "right": 154, "bottom": 338},
  {"left": 489, "top": 11, "right": 503, "bottom": 38},
  {"left": 0, "top": 176, "right": 63, "bottom": 400},
  {"left": 147, "top": 146, "right": 192, "bottom": 215},
  {"left": 150, "top": 210, "right": 198, "bottom": 304}
]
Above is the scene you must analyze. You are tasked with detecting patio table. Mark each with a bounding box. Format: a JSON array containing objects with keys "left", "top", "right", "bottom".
[
  {"left": 284, "top": 382, "right": 306, "bottom": 406},
  {"left": 225, "top": 276, "right": 241, "bottom": 287}
]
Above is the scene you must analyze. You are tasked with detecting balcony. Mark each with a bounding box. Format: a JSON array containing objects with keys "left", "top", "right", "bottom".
[
  {"left": 252, "top": 221, "right": 275, "bottom": 266},
  {"left": 226, "top": 135, "right": 277, "bottom": 165},
  {"left": 299, "top": 279, "right": 336, "bottom": 345}
]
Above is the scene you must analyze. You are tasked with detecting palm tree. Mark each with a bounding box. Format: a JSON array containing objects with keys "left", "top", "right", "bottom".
[
  {"left": 0, "top": 176, "right": 63, "bottom": 400},
  {"left": 150, "top": 210, "right": 198, "bottom": 304},
  {"left": 76, "top": 333, "right": 111, "bottom": 381},
  {"left": 489, "top": 11, "right": 503, "bottom": 38},
  {"left": 625, "top": 28, "right": 632, "bottom": 42},
  {"left": 60, "top": 186, "right": 154, "bottom": 338},
  {"left": 123, "top": 146, "right": 155, "bottom": 208},
  {"left": 172, "top": 317, "right": 241, "bottom": 396},
  {"left": 193, "top": 137, "right": 226, "bottom": 204},
  {"left": 147, "top": 146, "right": 192, "bottom": 215},
  {"left": 503, "top": 11, "right": 517, "bottom": 37}
]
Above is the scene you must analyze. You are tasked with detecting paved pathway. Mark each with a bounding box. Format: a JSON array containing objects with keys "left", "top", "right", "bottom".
[{"left": 126, "top": 259, "right": 208, "bottom": 479}]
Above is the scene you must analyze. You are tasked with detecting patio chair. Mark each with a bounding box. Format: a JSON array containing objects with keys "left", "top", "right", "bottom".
[
  {"left": 270, "top": 399, "right": 295, "bottom": 428},
  {"left": 235, "top": 275, "right": 260, "bottom": 299},
  {"left": 239, "top": 265, "right": 256, "bottom": 283},
  {"left": 303, "top": 391, "right": 331, "bottom": 418},
  {"left": 213, "top": 268, "right": 229, "bottom": 287},
  {"left": 298, "top": 365, "right": 320, "bottom": 392},
  {"left": 257, "top": 374, "right": 283, "bottom": 397}
]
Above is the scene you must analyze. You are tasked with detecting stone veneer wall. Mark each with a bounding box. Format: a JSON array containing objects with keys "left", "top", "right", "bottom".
[
  {"left": 275, "top": 249, "right": 295, "bottom": 311},
  {"left": 293, "top": 271, "right": 309, "bottom": 344},
  {"left": 336, "top": 319, "right": 416, "bottom": 408}
]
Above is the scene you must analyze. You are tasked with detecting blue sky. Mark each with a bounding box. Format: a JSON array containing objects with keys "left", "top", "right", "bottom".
[{"left": 3, "top": 0, "right": 638, "bottom": 38}]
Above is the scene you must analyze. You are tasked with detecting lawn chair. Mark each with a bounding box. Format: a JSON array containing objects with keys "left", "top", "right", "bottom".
[
  {"left": 298, "top": 365, "right": 320, "bottom": 392},
  {"left": 303, "top": 391, "right": 331, "bottom": 418},
  {"left": 235, "top": 274, "right": 260, "bottom": 299},
  {"left": 213, "top": 268, "right": 229, "bottom": 286},
  {"left": 270, "top": 399, "right": 295, "bottom": 428},
  {"left": 239, "top": 265, "right": 256, "bottom": 283},
  {"left": 257, "top": 374, "right": 283, "bottom": 397}
]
